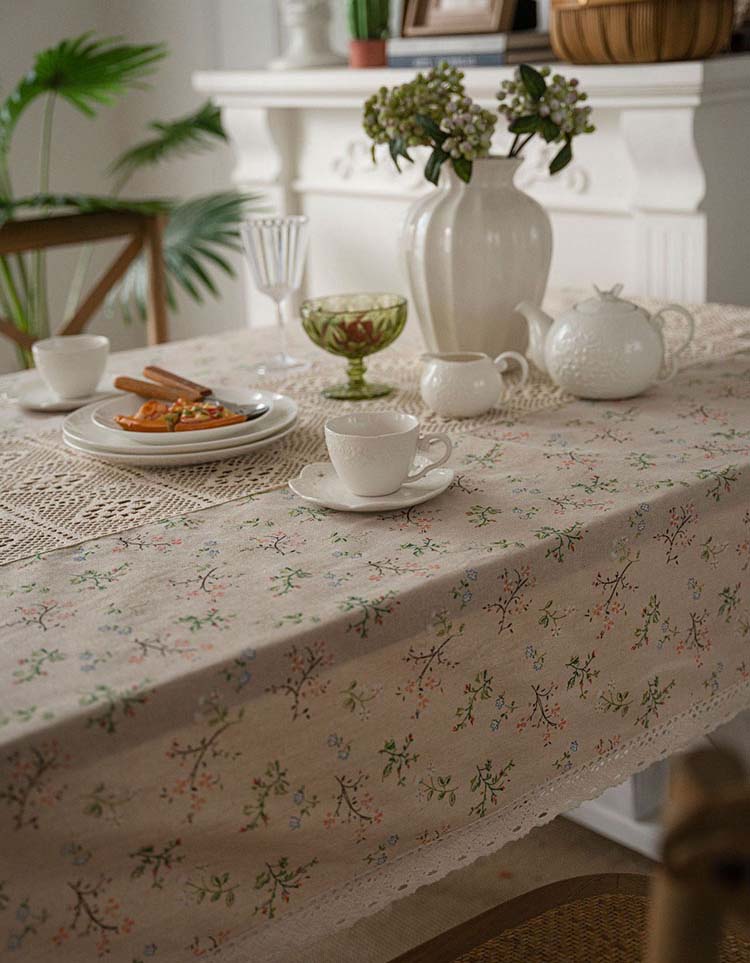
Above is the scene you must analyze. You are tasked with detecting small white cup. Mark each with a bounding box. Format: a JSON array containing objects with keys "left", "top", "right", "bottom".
[
  {"left": 32, "top": 335, "right": 109, "bottom": 399},
  {"left": 325, "top": 411, "right": 452, "bottom": 497},
  {"left": 420, "top": 351, "right": 529, "bottom": 419}
]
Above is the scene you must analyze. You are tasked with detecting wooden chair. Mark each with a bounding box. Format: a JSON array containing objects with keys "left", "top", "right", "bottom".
[
  {"left": 392, "top": 748, "right": 750, "bottom": 963},
  {"left": 0, "top": 210, "right": 168, "bottom": 353}
]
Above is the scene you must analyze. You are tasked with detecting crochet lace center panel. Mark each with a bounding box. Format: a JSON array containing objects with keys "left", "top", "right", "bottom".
[{"left": 0, "top": 299, "right": 747, "bottom": 565}]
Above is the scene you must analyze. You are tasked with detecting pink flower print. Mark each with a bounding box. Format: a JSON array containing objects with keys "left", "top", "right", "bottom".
[
  {"left": 52, "top": 927, "right": 70, "bottom": 945},
  {"left": 197, "top": 772, "right": 215, "bottom": 790},
  {"left": 171, "top": 777, "right": 190, "bottom": 796}
]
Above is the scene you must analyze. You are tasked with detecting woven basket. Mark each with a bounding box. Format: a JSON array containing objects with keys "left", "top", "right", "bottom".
[{"left": 550, "top": 0, "right": 734, "bottom": 64}]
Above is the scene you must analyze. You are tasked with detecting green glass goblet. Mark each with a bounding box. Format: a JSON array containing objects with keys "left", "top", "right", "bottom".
[{"left": 300, "top": 293, "right": 407, "bottom": 400}]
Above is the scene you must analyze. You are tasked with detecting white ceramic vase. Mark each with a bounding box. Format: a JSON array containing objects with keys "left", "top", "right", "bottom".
[{"left": 402, "top": 156, "right": 553, "bottom": 356}]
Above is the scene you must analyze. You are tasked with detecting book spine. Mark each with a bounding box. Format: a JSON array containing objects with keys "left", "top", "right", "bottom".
[
  {"left": 387, "top": 52, "right": 507, "bottom": 68},
  {"left": 505, "top": 50, "right": 556, "bottom": 64}
]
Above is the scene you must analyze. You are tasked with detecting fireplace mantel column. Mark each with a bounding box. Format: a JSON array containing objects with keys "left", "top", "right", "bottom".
[
  {"left": 621, "top": 106, "right": 708, "bottom": 302},
  {"left": 219, "top": 106, "right": 297, "bottom": 324}
]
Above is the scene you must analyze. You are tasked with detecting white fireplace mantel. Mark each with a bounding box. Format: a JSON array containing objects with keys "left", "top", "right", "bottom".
[{"left": 195, "top": 57, "right": 750, "bottom": 326}]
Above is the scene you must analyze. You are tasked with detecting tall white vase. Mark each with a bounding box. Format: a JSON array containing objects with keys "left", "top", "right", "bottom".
[{"left": 402, "top": 156, "right": 552, "bottom": 356}]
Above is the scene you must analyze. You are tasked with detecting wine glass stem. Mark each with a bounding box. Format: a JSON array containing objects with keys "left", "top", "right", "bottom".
[
  {"left": 275, "top": 299, "right": 289, "bottom": 362},
  {"left": 347, "top": 356, "right": 366, "bottom": 393}
]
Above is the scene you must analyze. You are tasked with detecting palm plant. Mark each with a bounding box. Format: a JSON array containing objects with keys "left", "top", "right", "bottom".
[{"left": 0, "top": 33, "right": 257, "bottom": 368}]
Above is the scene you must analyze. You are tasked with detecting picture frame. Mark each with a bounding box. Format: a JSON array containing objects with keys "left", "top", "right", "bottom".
[{"left": 402, "top": 0, "right": 518, "bottom": 36}]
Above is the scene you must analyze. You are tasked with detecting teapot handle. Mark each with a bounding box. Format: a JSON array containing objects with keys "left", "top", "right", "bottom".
[{"left": 651, "top": 305, "right": 695, "bottom": 382}]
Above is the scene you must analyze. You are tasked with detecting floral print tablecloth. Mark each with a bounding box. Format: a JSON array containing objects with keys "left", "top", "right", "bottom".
[{"left": 1, "top": 312, "right": 750, "bottom": 962}]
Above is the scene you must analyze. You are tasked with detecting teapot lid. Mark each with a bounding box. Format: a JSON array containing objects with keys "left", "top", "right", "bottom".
[{"left": 575, "top": 284, "right": 639, "bottom": 317}]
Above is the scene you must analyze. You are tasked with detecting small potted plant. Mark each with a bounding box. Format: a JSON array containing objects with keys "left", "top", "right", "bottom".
[{"left": 348, "top": 0, "right": 389, "bottom": 69}]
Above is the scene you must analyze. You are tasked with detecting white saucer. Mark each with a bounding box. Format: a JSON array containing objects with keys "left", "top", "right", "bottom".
[
  {"left": 288, "top": 461, "right": 454, "bottom": 513},
  {"left": 63, "top": 419, "right": 297, "bottom": 466},
  {"left": 18, "top": 379, "right": 116, "bottom": 413}
]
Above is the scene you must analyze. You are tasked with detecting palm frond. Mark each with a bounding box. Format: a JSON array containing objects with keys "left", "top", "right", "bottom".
[
  {"left": 109, "top": 100, "right": 225, "bottom": 182},
  {"left": 0, "top": 193, "right": 172, "bottom": 227},
  {"left": 109, "top": 190, "right": 261, "bottom": 321},
  {"left": 0, "top": 34, "right": 166, "bottom": 162}
]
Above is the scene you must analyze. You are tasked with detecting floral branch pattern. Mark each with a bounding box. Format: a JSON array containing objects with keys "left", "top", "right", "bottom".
[
  {"left": 538, "top": 599, "right": 574, "bottom": 636},
  {"left": 266, "top": 641, "right": 333, "bottom": 721},
  {"left": 186, "top": 869, "right": 238, "bottom": 907},
  {"left": 253, "top": 856, "right": 317, "bottom": 919},
  {"left": 534, "top": 522, "right": 584, "bottom": 562},
  {"left": 1, "top": 741, "right": 68, "bottom": 830},
  {"left": 130, "top": 837, "right": 183, "bottom": 889},
  {"left": 484, "top": 566, "right": 535, "bottom": 635},
  {"left": 469, "top": 759, "right": 514, "bottom": 817},
  {"left": 565, "top": 651, "right": 599, "bottom": 698},
  {"left": 585, "top": 550, "right": 639, "bottom": 639},
  {"left": 398, "top": 611, "right": 463, "bottom": 718},
  {"left": 379, "top": 733, "right": 419, "bottom": 786},
  {"left": 12, "top": 647, "right": 66, "bottom": 684},
  {"left": 654, "top": 504, "right": 697, "bottom": 564},
  {"left": 338, "top": 590, "right": 398, "bottom": 639},
  {"left": 696, "top": 465, "right": 740, "bottom": 502},
  {"left": 516, "top": 683, "right": 566, "bottom": 746},
  {"left": 453, "top": 670, "right": 493, "bottom": 731},
  {"left": 597, "top": 683, "right": 633, "bottom": 718},
  {"left": 240, "top": 761, "right": 289, "bottom": 832},
  {"left": 419, "top": 774, "right": 458, "bottom": 806},
  {"left": 676, "top": 610, "right": 712, "bottom": 666},
  {"left": 635, "top": 676, "right": 675, "bottom": 729},
  {"left": 79, "top": 680, "right": 151, "bottom": 734}
]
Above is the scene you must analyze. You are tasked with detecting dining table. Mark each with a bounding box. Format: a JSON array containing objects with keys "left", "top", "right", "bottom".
[{"left": 1, "top": 298, "right": 749, "bottom": 962}]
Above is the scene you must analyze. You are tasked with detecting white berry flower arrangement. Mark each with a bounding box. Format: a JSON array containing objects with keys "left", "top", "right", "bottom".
[{"left": 363, "top": 63, "right": 595, "bottom": 186}]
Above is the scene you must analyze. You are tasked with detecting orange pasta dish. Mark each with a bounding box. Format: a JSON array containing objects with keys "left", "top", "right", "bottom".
[{"left": 114, "top": 398, "right": 246, "bottom": 433}]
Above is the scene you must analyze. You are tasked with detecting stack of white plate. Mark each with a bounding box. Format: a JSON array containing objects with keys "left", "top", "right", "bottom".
[{"left": 62, "top": 388, "right": 298, "bottom": 466}]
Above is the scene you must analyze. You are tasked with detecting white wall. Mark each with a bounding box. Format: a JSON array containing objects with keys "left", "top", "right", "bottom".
[
  {"left": 0, "top": 0, "right": 123, "bottom": 372},
  {"left": 0, "top": 0, "right": 549, "bottom": 372},
  {"left": 0, "top": 0, "right": 284, "bottom": 373}
]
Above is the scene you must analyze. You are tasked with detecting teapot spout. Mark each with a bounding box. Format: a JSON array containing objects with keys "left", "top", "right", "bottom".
[{"left": 516, "top": 301, "right": 553, "bottom": 375}]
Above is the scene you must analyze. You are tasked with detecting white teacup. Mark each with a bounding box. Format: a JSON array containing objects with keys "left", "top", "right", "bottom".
[
  {"left": 325, "top": 411, "right": 452, "bottom": 497},
  {"left": 32, "top": 335, "right": 109, "bottom": 399},
  {"left": 420, "top": 351, "right": 529, "bottom": 419}
]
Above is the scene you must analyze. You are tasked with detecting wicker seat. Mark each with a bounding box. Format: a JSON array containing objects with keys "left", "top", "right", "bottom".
[{"left": 394, "top": 749, "right": 750, "bottom": 963}]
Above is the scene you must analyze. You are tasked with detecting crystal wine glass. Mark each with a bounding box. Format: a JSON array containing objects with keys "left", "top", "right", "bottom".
[{"left": 241, "top": 215, "right": 310, "bottom": 374}]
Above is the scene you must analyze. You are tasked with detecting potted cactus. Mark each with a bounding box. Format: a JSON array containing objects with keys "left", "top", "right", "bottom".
[{"left": 348, "top": 0, "right": 390, "bottom": 68}]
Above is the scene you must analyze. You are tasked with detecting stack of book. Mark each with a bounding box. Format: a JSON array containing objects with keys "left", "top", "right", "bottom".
[{"left": 386, "top": 31, "right": 555, "bottom": 69}]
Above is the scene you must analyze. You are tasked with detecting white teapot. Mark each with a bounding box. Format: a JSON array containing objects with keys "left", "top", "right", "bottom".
[
  {"left": 517, "top": 285, "right": 695, "bottom": 400},
  {"left": 420, "top": 351, "right": 529, "bottom": 419}
]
